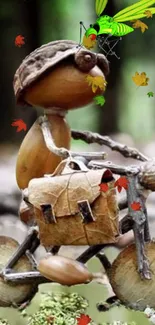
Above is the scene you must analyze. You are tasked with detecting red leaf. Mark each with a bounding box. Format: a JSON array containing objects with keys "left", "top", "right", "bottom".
[
  {"left": 102, "top": 169, "right": 113, "bottom": 180},
  {"left": 15, "top": 35, "right": 25, "bottom": 47},
  {"left": 11, "top": 119, "right": 27, "bottom": 132},
  {"left": 115, "top": 176, "right": 129, "bottom": 192},
  {"left": 99, "top": 183, "right": 109, "bottom": 192},
  {"left": 46, "top": 316, "right": 55, "bottom": 324},
  {"left": 131, "top": 201, "right": 141, "bottom": 211},
  {"left": 76, "top": 314, "right": 92, "bottom": 325},
  {"left": 117, "top": 185, "right": 122, "bottom": 193}
]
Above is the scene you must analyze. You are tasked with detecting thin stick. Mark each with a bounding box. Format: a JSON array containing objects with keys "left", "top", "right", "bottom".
[
  {"left": 76, "top": 245, "right": 106, "bottom": 263},
  {"left": 4, "top": 228, "right": 38, "bottom": 270},
  {"left": 39, "top": 116, "right": 107, "bottom": 160},
  {"left": 71, "top": 130, "right": 149, "bottom": 162},
  {"left": 126, "top": 175, "right": 151, "bottom": 280},
  {"left": 88, "top": 160, "right": 140, "bottom": 175}
]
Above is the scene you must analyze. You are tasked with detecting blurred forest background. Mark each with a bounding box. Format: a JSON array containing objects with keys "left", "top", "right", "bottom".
[
  {"left": 0, "top": 0, "right": 155, "bottom": 146},
  {"left": 0, "top": 1, "right": 155, "bottom": 324}
]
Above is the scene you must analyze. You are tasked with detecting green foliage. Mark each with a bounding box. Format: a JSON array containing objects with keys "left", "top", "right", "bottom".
[
  {"left": 26, "top": 292, "right": 92, "bottom": 325},
  {"left": 147, "top": 91, "right": 154, "bottom": 97},
  {"left": 94, "top": 95, "right": 106, "bottom": 106}
]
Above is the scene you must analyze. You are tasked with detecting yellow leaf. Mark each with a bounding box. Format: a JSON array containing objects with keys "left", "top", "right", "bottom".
[
  {"left": 132, "top": 20, "right": 148, "bottom": 33},
  {"left": 85, "top": 75, "right": 93, "bottom": 86},
  {"left": 82, "top": 35, "right": 96, "bottom": 49},
  {"left": 132, "top": 72, "right": 149, "bottom": 87},
  {"left": 92, "top": 84, "right": 98, "bottom": 93},
  {"left": 86, "top": 75, "right": 107, "bottom": 93},
  {"left": 144, "top": 10, "right": 153, "bottom": 18}
]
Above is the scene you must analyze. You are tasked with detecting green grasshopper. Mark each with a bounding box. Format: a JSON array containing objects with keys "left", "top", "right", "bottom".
[{"left": 80, "top": 0, "right": 155, "bottom": 58}]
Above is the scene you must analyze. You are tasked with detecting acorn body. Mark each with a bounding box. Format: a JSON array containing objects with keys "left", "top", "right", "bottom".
[
  {"left": 14, "top": 40, "right": 109, "bottom": 108},
  {"left": 38, "top": 255, "right": 93, "bottom": 286},
  {"left": 16, "top": 115, "right": 71, "bottom": 189},
  {"left": 24, "top": 62, "right": 105, "bottom": 109}
]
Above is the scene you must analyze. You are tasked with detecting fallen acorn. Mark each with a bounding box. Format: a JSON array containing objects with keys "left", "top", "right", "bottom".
[{"left": 37, "top": 255, "right": 93, "bottom": 285}]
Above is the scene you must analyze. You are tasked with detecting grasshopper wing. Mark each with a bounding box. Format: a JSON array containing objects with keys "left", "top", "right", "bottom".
[
  {"left": 95, "top": 0, "right": 108, "bottom": 16},
  {"left": 113, "top": 0, "right": 155, "bottom": 22}
]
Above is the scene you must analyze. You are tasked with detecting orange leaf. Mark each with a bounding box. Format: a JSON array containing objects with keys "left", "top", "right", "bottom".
[
  {"left": 99, "top": 183, "right": 109, "bottom": 192},
  {"left": 132, "top": 20, "right": 148, "bottom": 33},
  {"left": 76, "top": 314, "right": 92, "bottom": 325},
  {"left": 11, "top": 119, "right": 27, "bottom": 132},
  {"left": 144, "top": 10, "right": 153, "bottom": 18},
  {"left": 114, "top": 176, "right": 129, "bottom": 193},
  {"left": 132, "top": 72, "right": 149, "bottom": 87},
  {"left": 131, "top": 201, "right": 141, "bottom": 211},
  {"left": 15, "top": 34, "right": 25, "bottom": 47}
]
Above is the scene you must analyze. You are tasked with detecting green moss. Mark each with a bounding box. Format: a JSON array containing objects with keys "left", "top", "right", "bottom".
[
  {"left": 0, "top": 319, "right": 10, "bottom": 325},
  {"left": 26, "top": 292, "right": 95, "bottom": 325}
]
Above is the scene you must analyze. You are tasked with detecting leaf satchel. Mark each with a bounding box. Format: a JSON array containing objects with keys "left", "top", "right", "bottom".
[{"left": 27, "top": 159, "right": 119, "bottom": 246}]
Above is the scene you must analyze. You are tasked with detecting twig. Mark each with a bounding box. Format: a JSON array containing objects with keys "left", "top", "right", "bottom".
[
  {"left": 96, "top": 252, "right": 112, "bottom": 271},
  {"left": 71, "top": 129, "right": 149, "bottom": 162},
  {"left": 88, "top": 160, "right": 140, "bottom": 175},
  {"left": 39, "top": 116, "right": 107, "bottom": 160},
  {"left": 76, "top": 245, "right": 106, "bottom": 263},
  {"left": 126, "top": 175, "right": 151, "bottom": 280}
]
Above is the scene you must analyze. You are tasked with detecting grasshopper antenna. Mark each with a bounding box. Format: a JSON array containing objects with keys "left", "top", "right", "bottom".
[
  {"left": 79, "top": 21, "right": 87, "bottom": 45},
  {"left": 76, "top": 21, "right": 87, "bottom": 50}
]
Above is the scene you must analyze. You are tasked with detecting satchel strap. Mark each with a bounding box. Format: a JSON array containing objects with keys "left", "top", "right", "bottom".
[{"left": 44, "top": 158, "right": 88, "bottom": 178}]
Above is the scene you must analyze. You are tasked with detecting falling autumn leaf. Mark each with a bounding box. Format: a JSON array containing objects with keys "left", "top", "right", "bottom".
[
  {"left": 82, "top": 35, "right": 96, "bottom": 49},
  {"left": 76, "top": 314, "right": 92, "bottom": 325},
  {"left": 144, "top": 10, "right": 153, "bottom": 18},
  {"left": 132, "top": 72, "right": 149, "bottom": 87},
  {"left": 114, "top": 176, "right": 129, "bottom": 193},
  {"left": 94, "top": 95, "right": 105, "bottom": 106},
  {"left": 99, "top": 169, "right": 114, "bottom": 193},
  {"left": 132, "top": 20, "right": 148, "bottom": 33},
  {"left": 131, "top": 201, "right": 141, "bottom": 211},
  {"left": 46, "top": 316, "right": 55, "bottom": 324},
  {"left": 15, "top": 34, "right": 25, "bottom": 47},
  {"left": 86, "top": 75, "right": 107, "bottom": 93},
  {"left": 99, "top": 183, "right": 109, "bottom": 192},
  {"left": 147, "top": 91, "right": 154, "bottom": 98},
  {"left": 11, "top": 119, "right": 27, "bottom": 132},
  {"left": 102, "top": 169, "right": 114, "bottom": 182}
]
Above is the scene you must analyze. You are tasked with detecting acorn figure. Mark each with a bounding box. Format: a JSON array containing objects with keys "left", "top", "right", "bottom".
[
  {"left": 0, "top": 38, "right": 153, "bottom": 311},
  {"left": 13, "top": 40, "right": 109, "bottom": 190}
]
